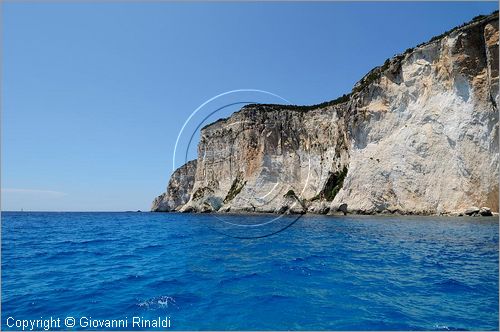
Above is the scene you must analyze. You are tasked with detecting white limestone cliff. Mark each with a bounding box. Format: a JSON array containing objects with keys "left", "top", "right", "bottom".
[
  {"left": 153, "top": 12, "right": 499, "bottom": 215},
  {"left": 151, "top": 160, "right": 197, "bottom": 212}
]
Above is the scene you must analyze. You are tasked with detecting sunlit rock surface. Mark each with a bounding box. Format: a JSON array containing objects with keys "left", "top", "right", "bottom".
[
  {"left": 154, "top": 13, "right": 499, "bottom": 215},
  {"left": 151, "top": 160, "right": 197, "bottom": 212}
]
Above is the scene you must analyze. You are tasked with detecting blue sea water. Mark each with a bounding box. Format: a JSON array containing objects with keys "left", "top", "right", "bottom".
[{"left": 1, "top": 212, "right": 498, "bottom": 331}]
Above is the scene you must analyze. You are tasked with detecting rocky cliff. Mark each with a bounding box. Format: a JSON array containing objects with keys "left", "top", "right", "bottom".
[
  {"left": 153, "top": 12, "right": 499, "bottom": 215},
  {"left": 151, "top": 160, "right": 197, "bottom": 212}
]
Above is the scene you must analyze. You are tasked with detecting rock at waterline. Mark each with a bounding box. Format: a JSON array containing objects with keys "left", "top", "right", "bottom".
[
  {"left": 464, "top": 207, "right": 480, "bottom": 216},
  {"left": 338, "top": 203, "right": 348, "bottom": 215},
  {"left": 463, "top": 206, "right": 493, "bottom": 217},
  {"left": 480, "top": 207, "right": 493, "bottom": 216}
]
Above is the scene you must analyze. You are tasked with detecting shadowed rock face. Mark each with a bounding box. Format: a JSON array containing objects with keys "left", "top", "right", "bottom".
[
  {"left": 153, "top": 12, "right": 499, "bottom": 215},
  {"left": 151, "top": 160, "right": 197, "bottom": 212}
]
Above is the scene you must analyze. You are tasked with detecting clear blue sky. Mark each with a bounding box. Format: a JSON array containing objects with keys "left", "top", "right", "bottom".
[{"left": 2, "top": 2, "right": 497, "bottom": 211}]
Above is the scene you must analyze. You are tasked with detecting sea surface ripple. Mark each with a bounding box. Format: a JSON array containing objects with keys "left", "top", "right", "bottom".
[{"left": 2, "top": 212, "right": 498, "bottom": 330}]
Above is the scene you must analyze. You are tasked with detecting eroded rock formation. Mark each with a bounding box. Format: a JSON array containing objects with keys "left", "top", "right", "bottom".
[
  {"left": 153, "top": 12, "right": 499, "bottom": 215},
  {"left": 151, "top": 160, "right": 197, "bottom": 212}
]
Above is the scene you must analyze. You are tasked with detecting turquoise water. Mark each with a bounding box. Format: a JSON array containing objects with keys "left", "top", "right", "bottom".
[{"left": 2, "top": 212, "right": 498, "bottom": 330}]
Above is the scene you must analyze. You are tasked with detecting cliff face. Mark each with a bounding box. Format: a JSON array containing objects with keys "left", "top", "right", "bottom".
[
  {"left": 180, "top": 104, "right": 350, "bottom": 213},
  {"left": 153, "top": 12, "right": 499, "bottom": 215},
  {"left": 337, "top": 13, "right": 499, "bottom": 214},
  {"left": 151, "top": 160, "right": 197, "bottom": 212}
]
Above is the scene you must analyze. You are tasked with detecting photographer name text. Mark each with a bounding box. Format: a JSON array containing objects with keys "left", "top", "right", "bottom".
[{"left": 6, "top": 316, "right": 172, "bottom": 330}]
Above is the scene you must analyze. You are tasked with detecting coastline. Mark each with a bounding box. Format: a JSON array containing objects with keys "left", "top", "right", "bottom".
[
  {"left": 150, "top": 210, "right": 500, "bottom": 218},
  {"left": 152, "top": 12, "right": 499, "bottom": 218}
]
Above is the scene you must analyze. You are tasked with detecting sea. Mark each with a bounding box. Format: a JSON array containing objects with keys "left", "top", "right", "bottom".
[{"left": 2, "top": 212, "right": 498, "bottom": 330}]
